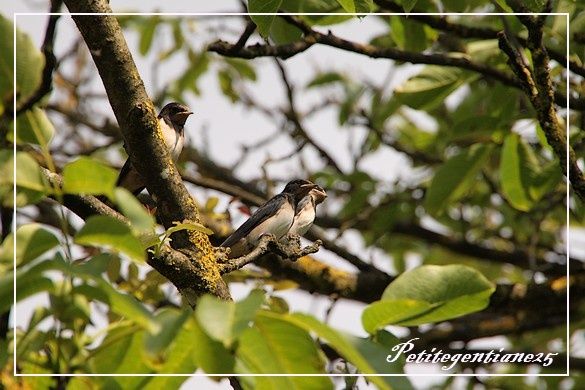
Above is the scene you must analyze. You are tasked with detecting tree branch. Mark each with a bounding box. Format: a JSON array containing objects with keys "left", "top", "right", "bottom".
[
  {"left": 62, "top": 0, "right": 230, "bottom": 299},
  {"left": 15, "top": 0, "right": 63, "bottom": 115},
  {"left": 499, "top": 26, "right": 585, "bottom": 201},
  {"left": 208, "top": 15, "right": 580, "bottom": 110},
  {"left": 220, "top": 234, "right": 322, "bottom": 274},
  {"left": 373, "top": 0, "right": 585, "bottom": 78}
]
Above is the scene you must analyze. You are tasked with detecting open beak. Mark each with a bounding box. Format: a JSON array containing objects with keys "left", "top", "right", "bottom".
[{"left": 311, "top": 185, "right": 327, "bottom": 204}]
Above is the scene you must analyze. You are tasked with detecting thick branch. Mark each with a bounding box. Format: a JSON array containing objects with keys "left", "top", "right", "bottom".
[
  {"left": 42, "top": 168, "right": 208, "bottom": 306},
  {"left": 62, "top": 0, "right": 230, "bottom": 299}
]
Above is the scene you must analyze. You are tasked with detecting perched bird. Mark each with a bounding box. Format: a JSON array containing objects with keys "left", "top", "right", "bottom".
[
  {"left": 288, "top": 184, "right": 327, "bottom": 236},
  {"left": 116, "top": 102, "right": 193, "bottom": 195},
  {"left": 221, "top": 179, "right": 318, "bottom": 257}
]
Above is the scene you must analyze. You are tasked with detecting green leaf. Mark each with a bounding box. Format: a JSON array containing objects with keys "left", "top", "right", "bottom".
[
  {"left": 225, "top": 58, "right": 257, "bottom": 81},
  {"left": 362, "top": 299, "right": 436, "bottom": 333},
  {"left": 165, "top": 221, "right": 213, "bottom": 236},
  {"left": 0, "top": 15, "right": 44, "bottom": 106},
  {"left": 190, "top": 317, "right": 235, "bottom": 374},
  {"left": 307, "top": 72, "right": 345, "bottom": 88},
  {"left": 90, "top": 324, "right": 150, "bottom": 374},
  {"left": 139, "top": 16, "right": 160, "bottom": 56},
  {"left": 75, "top": 215, "right": 145, "bottom": 262},
  {"left": 8, "top": 151, "right": 48, "bottom": 207},
  {"left": 0, "top": 223, "right": 60, "bottom": 266},
  {"left": 269, "top": 17, "right": 303, "bottom": 44},
  {"left": 424, "top": 144, "right": 493, "bottom": 216},
  {"left": 395, "top": 0, "right": 418, "bottom": 12},
  {"left": 270, "top": 312, "right": 393, "bottom": 390},
  {"left": 237, "top": 313, "right": 331, "bottom": 388},
  {"left": 195, "top": 289, "right": 265, "bottom": 347},
  {"left": 143, "top": 318, "right": 200, "bottom": 381},
  {"left": 114, "top": 188, "right": 156, "bottom": 233},
  {"left": 367, "top": 264, "right": 495, "bottom": 327},
  {"left": 62, "top": 157, "right": 118, "bottom": 198},
  {"left": 354, "top": 0, "right": 374, "bottom": 12},
  {"left": 249, "top": 0, "right": 284, "bottom": 37},
  {"left": 143, "top": 308, "right": 190, "bottom": 365},
  {"left": 500, "top": 133, "right": 538, "bottom": 211},
  {"left": 13, "top": 107, "right": 55, "bottom": 147},
  {"left": 336, "top": 0, "right": 356, "bottom": 12},
  {"left": 395, "top": 66, "right": 472, "bottom": 111}
]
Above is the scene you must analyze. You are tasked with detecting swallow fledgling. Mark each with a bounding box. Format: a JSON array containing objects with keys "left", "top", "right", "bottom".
[
  {"left": 221, "top": 179, "right": 317, "bottom": 258},
  {"left": 116, "top": 102, "right": 193, "bottom": 195},
  {"left": 288, "top": 184, "right": 327, "bottom": 236}
]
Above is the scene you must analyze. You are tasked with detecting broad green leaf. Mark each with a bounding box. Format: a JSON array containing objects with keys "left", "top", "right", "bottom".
[
  {"left": 237, "top": 313, "right": 331, "bottom": 388},
  {"left": 424, "top": 144, "right": 493, "bottom": 216},
  {"left": 350, "top": 332, "right": 413, "bottom": 389},
  {"left": 75, "top": 215, "right": 145, "bottom": 262},
  {"left": 0, "top": 15, "right": 44, "bottom": 106},
  {"left": 195, "top": 289, "right": 265, "bottom": 347},
  {"left": 225, "top": 58, "right": 257, "bottom": 81},
  {"left": 165, "top": 221, "right": 213, "bottom": 236},
  {"left": 354, "top": 0, "right": 374, "bottom": 12},
  {"left": 374, "top": 264, "right": 495, "bottom": 326},
  {"left": 13, "top": 107, "right": 55, "bottom": 147},
  {"left": 395, "top": 66, "right": 471, "bottom": 111},
  {"left": 143, "top": 308, "right": 190, "bottom": 366},
  {"left": 362, "top": 299, "right": 437, "bottom": 333},
  {"left": 142, "top": 319, "right": 199, "bottom": 387},
  {"left": 62, "top": 157, "right": 118, "bottom": 198},
  {"left": 270, "top": 16, "right": 303, "bottom": 44},
  {"left": 114, "top": 188, "right": 156, "bottom": 233},
  {"left": 395, "top": 0, "right": 419, "bottom": 12},
  {"left": 190, "top": 317, "right": 235, "bottom": 374},
  {"left": 336, "top": 0, "right": 356, "bottom": 12},
  {"left": 0, "top": 259, "right": 56, "bottom": 313},
  {"left": 8, "top": 151, "right": 48, "bottom": 207},
  {"left": 269, "top": 312, "right": 392, "bottom": 390},
  {"left": 249, "top": 0, "right": 284, "bottom": 37},
  {"left": 306, "top": 72, "right": 345, "bottom": 88},
  {"left": 529, "top": 161, "right": 562, "bottom": 202},
  {"left": 89, "top": 324, "right": 151, "bottom": 374},
  {"left": 0, "top": 223, "right": 60, "bottom": 266},
  {"left": 500, "top": 133, "right": 542, "bottom": 211},
  {"left": 139, "top": 16, "right": 160, "bottom": 55},
  {"left": 49, "top": 254, "right": 160, "bottom": 333}
]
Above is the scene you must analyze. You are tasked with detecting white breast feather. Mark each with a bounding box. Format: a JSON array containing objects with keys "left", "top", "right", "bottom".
[
  {"left": 248, "top": 202, "right": 295, "bottom": 244},
  {"left": 290, "top": 198, "right": 315, "bottom": 236}
]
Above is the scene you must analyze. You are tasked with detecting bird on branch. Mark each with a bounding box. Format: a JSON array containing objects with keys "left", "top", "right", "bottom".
[
  {"left": 221, "top": 179, "right": 326, "bottom": 258},
  {"left": 116, "top": 102, "right": 193, "bottom": 195}
]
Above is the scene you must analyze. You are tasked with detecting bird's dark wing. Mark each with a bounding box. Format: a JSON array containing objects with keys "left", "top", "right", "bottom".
[
  {"left": 116, "top": 158, "right": 145, "bottom": 195},
  {"left": 221, "top": 194, "right": 290, "bottom": 247}
]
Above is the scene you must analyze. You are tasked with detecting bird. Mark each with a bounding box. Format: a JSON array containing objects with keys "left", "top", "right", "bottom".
[
  {"left": 221, "top": 179, "right": 319, "bottom": 257},
  {"left": 116, "top": 102, "right": 193, "bottom": 195},
  {"left": 288, "top": 184, "right": 327, "bottom": 236}
]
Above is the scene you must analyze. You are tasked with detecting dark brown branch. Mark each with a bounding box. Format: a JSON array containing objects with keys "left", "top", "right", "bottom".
[
  {"left": 220, "top": 234, "right": 322, "bottom": 274},
  {"left": 14, "top": 0, "right": 63, "bottom": 116},
  {"left": 273, "top": 59, "right": 345, "bottom": 174},
  {"left": 209, "top": 16, "right": 580, "bottom": 110},
  {"left": 499, "top": 27, "right": 585, "bottom": 201},
  {"left": 63, "top": 0, "right": 230, "bottom": 299},
  {"left": 229, "top": 20, "right": 256, "bottom": 54}
]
